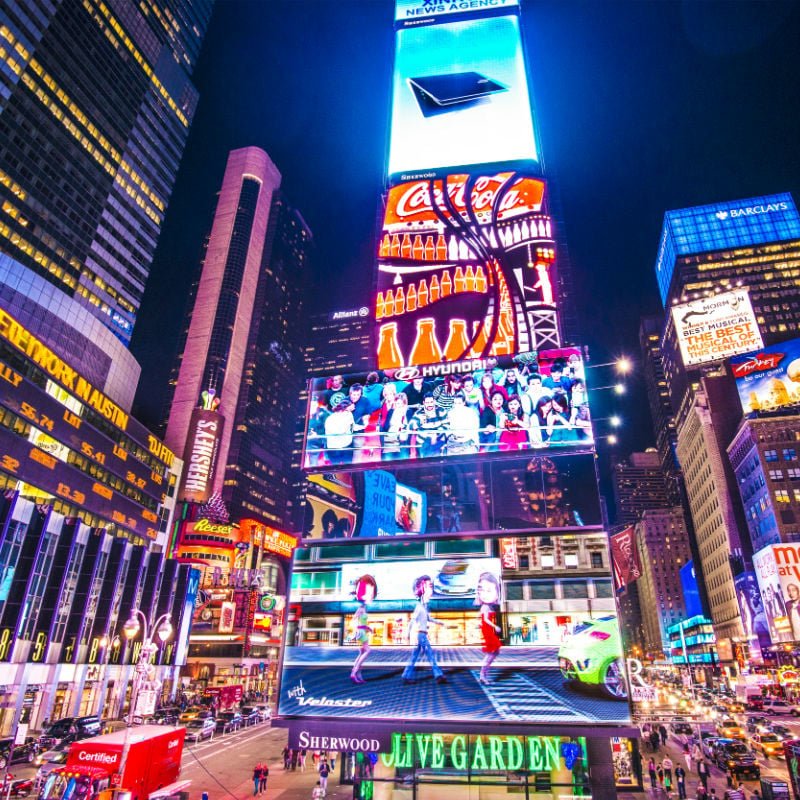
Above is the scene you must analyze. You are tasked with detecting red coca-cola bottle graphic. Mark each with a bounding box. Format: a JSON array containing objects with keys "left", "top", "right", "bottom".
[
  {"left": 453, "top": 266, "right": 466, "bottom": 293},
  {"left": 440, "top": 270, "right": 452, "bottom": 297},
  {"left": 475, "top": 266, "right": 488, "bottom": 292},
  {"left": 401, "top": 233, "right": 412, "bottom": 258},
  {"left": 409, "top": 317, "right": 442, "bottom": 366},
  {"left": 429, "top": 275, "right": 440, "bottom": 302},
  {"left": 418, "top": 279, "right": 429, "bottom": 307},
  {"left": 390, "top": 234, "right": 400, "bottom": 257},
  {"left": 443, "top": 319, "right": 469, "bottom": 361},
  {"left": 436, "top": 233, "right": 447, "bottom": 261},
  {"left": 412, "top": 235, "right": 423, "bottom": 260},
  {"left": 465, "top": 265, "right": 476, "bottom": 292},
  {"left": 424, "top": 235, "right": 435, "bottom": 261},
  {"left": 379, "top": 235, "right": 390, "bottom": 257},
  {"left": 384, "top": 289, "right": 394, "bottom": 317},
  {"left": 375, "top": 291, "right": 385, "bottom": 319},
  {"left": 377, "top": 322, "right": 403, "bottom": 369},
  {"left": 406, "top": 285, "right": 417, "bottom": 312}
]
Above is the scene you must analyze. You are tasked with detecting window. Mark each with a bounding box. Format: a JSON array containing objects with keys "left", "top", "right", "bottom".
[
  {"left": 769, "top": 470, "right": 784, "bottom": 481},
  {"left": 590, "top": 552, "right": 604, "bottom": 569},
  {"left": 775, "top": 489, "right": 790, "bottom": 504},
  {"left": 505, "top": 581, "right": 524, "bottom": 600},
  {"left": 529, "top": 581, "right": 556, "bottom": 600},
  {"left": 784, "top": 448, "right": 797, "bottom": 461},
  {"left": 788, "top": 468, "right": 800, "bottom": 480},
  {"left": 541, "top": 554, "right": 555, "bottom": 568},
  {"left": 594, "top": 580, "right": 614, "bottom": 598},
  {"left": 765, "top": 450, "right": 779, "bottom": 462},
  {"left": 565, "top": 553, "right": 579, "bottom": 568},
  {"left": 562, "top": 581, "right": 589, "bottom": 599}
]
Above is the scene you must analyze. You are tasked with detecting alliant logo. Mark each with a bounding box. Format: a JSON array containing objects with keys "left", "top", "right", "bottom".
[
  {"left": 731, "top": 352, "right": 784, "bottom": 378},
  {"left": 332, "top": 308, "right": 368, "bottom": 321}
]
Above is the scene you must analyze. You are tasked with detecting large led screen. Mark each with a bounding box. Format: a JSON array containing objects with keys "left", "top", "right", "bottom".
[
  {"left": 730, "top": 336, "right": 800, "bottom": 416},
  {"left": 302, "top": 453, "right": 603, "bottom": 543},
  {"left": 753, "top": 544, "right": 800, "bottom": 644},
  {"left": 671, "top": 289, "right": 762, "bottom": 368},
  {"left": 304, "top": 349, "right": 593, "bottom": 470},
  {"left": 280, "top": 538, "right": 631, "bottom": 726},
  {"left": 375, "top": 173, "right": 558, "bottom": 368},
  {"left": 388, "top": 15, "right": 537, "bottom": 177}
]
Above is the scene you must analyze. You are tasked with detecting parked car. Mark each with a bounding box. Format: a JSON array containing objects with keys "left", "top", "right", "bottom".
[
  {"left": 37, "top": 716, "right": 101, "bottom": 750},
  {"left": 185, "top": 717, "right": 216, "bottom": 742},
  {"left": 716, "top": 718, "right": 746, "bottom": 740},
  {"left": 0, "top": 737, "right": 40, "bottom": 770},
  {"left": 150, "top": 707, "right": 181, "bottom": 725},
  {"left": 713, "top": 740, "right": 760, "bottom": 779},
  {"left": 750, "top": 732, "right": 784, "bottom": 758},
  {"left": 763, "top": 698, "right": 793, "bottom": 715},
  {"left": 215, "top": 712, "right": 243, "bottom": 733},
  {"left": 239, "top": 707, "right": 260, "bottom": 725}
]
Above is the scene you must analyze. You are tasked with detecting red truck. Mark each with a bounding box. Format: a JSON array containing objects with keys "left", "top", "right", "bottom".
[
  {"left": 37, "top": 725, "right": 186, "bottom": 800},
  {"left": 202, "top": 684, "right": 243, "bottom": 712}
]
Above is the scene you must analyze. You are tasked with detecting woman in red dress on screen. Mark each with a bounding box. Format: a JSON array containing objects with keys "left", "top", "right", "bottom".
[{"left": 475, "top": 572, "right": 503, "bottom": 684}]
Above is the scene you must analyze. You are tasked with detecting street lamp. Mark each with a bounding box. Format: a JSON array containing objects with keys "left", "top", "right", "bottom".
[{"left": 117, "top": 610, "right": 173, "bottom": 783}]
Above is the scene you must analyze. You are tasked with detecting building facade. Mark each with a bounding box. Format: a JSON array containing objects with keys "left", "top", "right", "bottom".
[
  {"left": 0, "top": 0, "right": 212, "bottom": 385},
  {"left": 306, "top": 309, "right": 373, "bottom": 377},
  {"left": 611, "top": 450, "right": 674, "bottom": 525}
]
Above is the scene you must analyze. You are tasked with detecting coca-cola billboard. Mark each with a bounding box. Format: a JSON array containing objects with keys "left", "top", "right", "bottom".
[
  {"left": 375, "top": 172, "right": 558, "bottom": 370},
  {"left": 729, "top": 336, "right": 800, "bottom": 417}
]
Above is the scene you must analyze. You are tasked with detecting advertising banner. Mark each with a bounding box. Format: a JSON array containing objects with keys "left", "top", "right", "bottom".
[
  {"left": 671, "top": 289, "right": 763, "bottom": 368},
  {"left": 304, "top": 349, "right": 592, "bottom": 470},
  {"left": 394, "top": 0, "right": 520, "bottom": 27},
  {"left": 281, "top": 541, "right": 630, "bottom": 726},
  {"left": 302, "top": 453, "right": 603, "bottom": 543},
  {"left": 753, "top": 546, "right": 793, "bottom": 643},
  {"left": 389, "top": 15, "right": 536, "bottom": 177},
  {"left": 734, "top": 571, "right": 770, "bottom": 664},
  {"left": 609, "top": 526, "right": 640, "bottom": 593},
  {"left": 730, "top": 336, "right": 800, "bottom": 416},
  {"left": 180, "top": 408, "right": 224, "bottom": 503},
  {"left": 375, "top": 173, "right": 554, "bottom": 369}
]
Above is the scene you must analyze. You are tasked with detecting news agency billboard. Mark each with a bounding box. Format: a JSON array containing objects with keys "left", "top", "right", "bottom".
[
  {"left": 395, "top": 0, "right": 520, "bottom": 27},
  {"left": 388, "top": 14, "right": 536, "bottom": 177},
  {"left": 730, "top": 336, "right": 800, "bottom": 417}
]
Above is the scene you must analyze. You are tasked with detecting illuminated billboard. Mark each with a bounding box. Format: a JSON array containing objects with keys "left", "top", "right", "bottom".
[
  {"left": 304, "top": 349, "right": 592, "bottom": 470},
  {"left": 280, "top": 538, "right": 630, "bottom": 726},
  {"left": 730, "top": 336, "right": 800, "bottom": 416},
  {"left": 394, "top": 0, "right": 520, "bottom": 26},
  {"left": 388, "top": 15, "right": 536, "bottom": 177},
  {"left": 671, "top": 289, "right": 762, "bottom": 368},
  {"left": 375, "top": 173, "right": 558, "bottom": 367},
  {"left": 753, "top": 544, "right": 800, "bottom": 644},
  {"left": 302, "top": 453, "right": 603, "bottom": 543}
]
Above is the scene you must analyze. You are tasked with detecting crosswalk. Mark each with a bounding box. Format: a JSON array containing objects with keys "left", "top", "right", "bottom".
[{"left": 475, "top": 670, "right": 585, "bottom": 721}]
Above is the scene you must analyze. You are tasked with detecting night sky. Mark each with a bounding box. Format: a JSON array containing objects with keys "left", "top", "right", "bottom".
[{"left": 130, "top": 0, "right": 800, "bottom": 456}]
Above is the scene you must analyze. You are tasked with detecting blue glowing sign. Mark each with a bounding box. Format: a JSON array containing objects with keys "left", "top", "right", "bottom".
[
  {"left": 389, "top": 14, "right": 537, "bottom": 177},
  {"left": 394, "top": 0, "right": 519, "bottom": 27},
  {"left": 655, "top": 193, "right": 800, "bottom": 304}
]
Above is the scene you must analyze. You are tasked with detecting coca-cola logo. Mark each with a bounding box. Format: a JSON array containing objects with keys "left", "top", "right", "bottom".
[
  {"left": 732, "top": 353, "right": 784, "bottom": 378},
  {"left": 390, "top": 175, "right": 542, "bottom": 222}
]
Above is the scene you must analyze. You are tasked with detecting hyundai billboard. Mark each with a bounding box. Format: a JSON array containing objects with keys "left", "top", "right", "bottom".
[
  {"left": 280, "top": 538, "right": 631, "bottom": 726},
  {"left": 388, "top": 15, "right": 536, "bottom": 177},
  {"left": 375, "top": 173, "right": 559, "bottom": 367},
  {"left": 302, "top": 453, "right": 603, "bottom": 543},
  {"left": 730, "top": 336, "right": 800, "bottom": 416},
  {"left": 304, "top": 349, "right": 593, "bottom": 470}
]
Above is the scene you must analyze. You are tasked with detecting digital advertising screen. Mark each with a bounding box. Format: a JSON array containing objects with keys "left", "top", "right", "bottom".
[
  {"left": 394, "top": 0, "right": 520, "bottom": 27},
  {"left": 280, "top": 538, "right": 631, "bottom": 726},
  {"left": 375, "top": 173, "right": 557, "bottom": 368},
  {"left": 388, "top": 15, "right": 537, "bottom": 177},
  {"left": 302, "top": 453, "right": 602, "bottom": 543},
  {"left": 753, "top": 545, "right": 799, "bottom": 644},
  {"left": 670, "top": 289, "right": 763, "bottom": 368},
  {"left": 730, "top": 336, "right": 800, "bottom": 416},
  {"left": 734, "top": 571, "right": 770, "bottom": 664},
  {"left": 304, "top": 349, "right": 593, "bottom": 471}
]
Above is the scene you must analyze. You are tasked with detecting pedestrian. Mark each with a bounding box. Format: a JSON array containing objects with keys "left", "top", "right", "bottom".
[
  {"left": 665, "top": 772, "right": 672, "bottom": 794},
  {"left": 651, "top": 730, "right": 661, "bottom": 752},
  {"left": 648, "top": 758, "right": 657, "bottom": 789},
  {"left": 252, "top": 764, "right": 261, "bottom": 797},
  {"left": 697, "top": 760, "right": 709, "bottom": 789},
  {"left": 725, "top": 769, "right": 734, "bottom": 789},
  {"left": 319, "top": 759, "right": 330, "bottom": 793},
  {"left": 300, "top": 749, "right": 307, "bottom": 771},
  {"left": 696, "top": 782, "right": 708, "bottom": 800},
  {"left": 657, "top": 765, "right": 664, "bottom": 787},
  {"left": 292, "top": 749, "right": 299, "bottom": 771},
  {"left": 328, "top": 751, "right": 336, "bottom": 771},
  {"left": 751, "top": 791, "right": 761, "bottom": 800},
  {"left": 312, "top": 780, "right": 325, "bottom": 800},
  {"left": 725, "top": 783, "right": 745, "bottom": 800},
  {"left": 683, "top": 743, "right": 693, "bottom": 772},
  {"left": 259, "top": 763, "right": 269, "bottom": 794},
  {"left": 312, "top": 750, "right": 320, "bottom": 766},
  {"left": 659, "top": 724, "right": 668, "bottom": 745},
  {"left": 282, "top": 746, "right": 291, "bottom": 770},
  {"left": 676, "top": 765, "right": 687, "bottom": 800},
  {"left": 662, "top": 756, "right": 673, "bottom": 783}
]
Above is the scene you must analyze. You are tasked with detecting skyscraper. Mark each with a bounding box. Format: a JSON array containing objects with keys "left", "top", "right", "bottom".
[
  {"left": 164, "top": 146, "right": 310, "bottom": 530},
  {"left": 0, "top": 0, "right": 212, "bottom": 406},
  {"left": 611, "top": 450, "right": 674, "bottom": 525}
]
